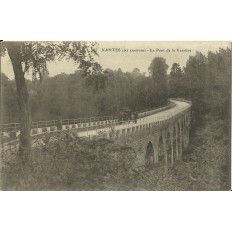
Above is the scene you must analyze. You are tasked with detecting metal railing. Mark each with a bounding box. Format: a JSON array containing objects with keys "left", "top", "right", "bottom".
[
  {"left": 0, "top": 102, "right": 192, "bottom": 155},
  {"left": 0, "top": 100, "right": 182, "bottom": 134},
  {"left": 0, "top": 116, "right": 116, "bottom": 133},
  {"left": 0, "top": 100, "right": 192, "bottom": 147}
]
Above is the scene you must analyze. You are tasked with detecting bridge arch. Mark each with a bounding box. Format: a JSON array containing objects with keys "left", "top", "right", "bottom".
[
  {"left": 166, "top": 130, "right": 172, "bottom": 164},
  {"left": 177, "top": 122, "right": 182, "bottom": 160},
  {"left": 181, "top": 119, "right": 185, "bottom": 150},
  {"left": 158, "top": 135, "right": 165, "bottom": 162},
  {"left": 145, "top": 141, "right": 154, "bottom": 166},
  {"left": 173, "top": 126, "right": 178, "bottom": 161}
]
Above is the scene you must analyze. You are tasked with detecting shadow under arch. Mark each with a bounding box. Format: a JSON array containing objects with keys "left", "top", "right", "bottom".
[
  {"left": 166, "top": 130, "right": 171, "bottom": 163},
  {"left": 173, "top": 126, "right": 177, "bottom": 161},
  {"left": 177, "top": 122, "right": 181, "bottom": 159},
  {"left": 181, "top": 119, "right": 185, "bottom": 152},
  {"left": 145, "top": 141, "right": 154, "bottom": 166},
  {"left": 158, "top": 136, "right": 165, "bottom": 162}
]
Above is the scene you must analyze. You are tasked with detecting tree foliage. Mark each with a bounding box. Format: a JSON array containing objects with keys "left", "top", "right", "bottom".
[
  {"left": 169, "top": 48, "right": 231, "bottom": 125},
  {"left": 1, "top": 57, "right": 171, "bottom": 125},
  {"left": 1, "top": 41, "right": 101, "bottom": 155},
  {"left": 2, "top": 42, "right": 101, "bottom": 80},
  {"left": 169, "top": 63, "right": 183, "bottom": 79},
  {"left": 148, "top": 57, "right": 169, "bottom": 104},
  {"left": 168, "top": 63, "right": 186, "bottom": 97}
]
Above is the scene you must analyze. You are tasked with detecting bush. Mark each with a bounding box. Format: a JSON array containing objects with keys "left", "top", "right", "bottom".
[{"left": 1, "top": 132, "right": 137, "bottom": 190}]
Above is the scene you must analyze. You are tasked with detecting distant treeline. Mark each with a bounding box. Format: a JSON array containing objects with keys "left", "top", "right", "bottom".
[
  {"left": 1, "top": 48, "right": 231, "bottom": 125},
  {"left": 1, "top": 57, "right": 169, "bottom": 123},
  {"left": 169, "top": 48, "right": 231, "bottom": 126}
]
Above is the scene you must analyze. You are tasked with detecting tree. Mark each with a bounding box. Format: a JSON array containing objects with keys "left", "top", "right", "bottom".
[
  {"left": 168, "top": 63, "right": 187, "bottom": 98},
  {"left": 148, "top": 57, "right": 169, "bottom": 104},
  {"left": 0, "top": 73, "right": 19, "bottom": 123},
  {"left": 149, "top": 57, "right": 168, "bottom": 79},
  {"left": 1, "top": 41, "right": 101, "bottom": 156},
  {"left": 169, "top": 63, "right": 183, "bottom": 79},
  {"left": 184, "top": 52, "right": 208, "bottom": 119},
  {"left": 132, "top": 68, "right": 140, "bottom": 74},
  {"left": 206, "top": 48, "right": 231, "bottom": 121},
  {"left": 85, "top": 65, "right": 108, "bottom": 92}
]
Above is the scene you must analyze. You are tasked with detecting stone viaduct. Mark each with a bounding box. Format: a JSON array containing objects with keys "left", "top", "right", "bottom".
[
  {"left": 1, "top": 99, "right": 192, "bottom": 169},
  {"left": 78, "top": 99, "right": 192, "bottom": 168}
]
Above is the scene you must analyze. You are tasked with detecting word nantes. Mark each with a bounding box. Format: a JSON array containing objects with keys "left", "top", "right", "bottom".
[{"left": 102, "top": 48, "right": 121, "bottom": 52}]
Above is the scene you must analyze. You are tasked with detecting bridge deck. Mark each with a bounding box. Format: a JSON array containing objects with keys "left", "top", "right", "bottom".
[
  {"left": 78, "top": 100, "right": 191, "bottom": 137},
  {"left": 1, "top": 100, "right": 191, "bottom": 153}
]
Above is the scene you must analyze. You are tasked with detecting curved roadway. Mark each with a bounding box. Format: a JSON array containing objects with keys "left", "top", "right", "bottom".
[{"left": 78, "top": 100, "right": 191, "bottom": 137}]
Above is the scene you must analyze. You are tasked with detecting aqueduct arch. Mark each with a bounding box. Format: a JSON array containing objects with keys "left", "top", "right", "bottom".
[
  {"left": 145, "top": 141, "right": 154, "bottom": 166},
  {"left": 173, "top": 126, "right": 177, "bottom": 161},
  {"left": 158, "top": 136, "right": 165, "bottom": 162},
  {"left": 166, "top": 131, "right": 172, "bottom": 165}
]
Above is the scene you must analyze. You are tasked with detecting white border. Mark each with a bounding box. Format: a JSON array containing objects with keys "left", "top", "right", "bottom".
[{"left": 1, "top": 1, "right": 231, "bottom": 232}]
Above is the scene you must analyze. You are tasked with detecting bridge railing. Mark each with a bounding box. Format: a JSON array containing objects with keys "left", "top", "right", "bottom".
[
  {"left": 138, "top": 101, "right": 176, "bottom": 118},
  {"left": 1, "top": 102, "right": 192, "bottom": 155},
  {"left": 80, "top": 104, "right": 192, "bottom": 139},
  {"left": 1, "top": 100, "right": 192, "bottom": 148},
  {"left": 0, "top": 116, "right": 117, "bottom": 142}
]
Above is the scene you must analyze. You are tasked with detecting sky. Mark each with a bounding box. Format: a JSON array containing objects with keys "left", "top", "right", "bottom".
[{"left": 1, "top": 41, "right": 230, "bottom": 79}]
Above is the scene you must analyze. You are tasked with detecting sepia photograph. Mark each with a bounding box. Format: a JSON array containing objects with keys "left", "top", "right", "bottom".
[
  {"left": 0, "top": 41, "right": 231, "bottom": 191},
  {"left": 1, "top": 1, "right": 232, "bottom": 232}
]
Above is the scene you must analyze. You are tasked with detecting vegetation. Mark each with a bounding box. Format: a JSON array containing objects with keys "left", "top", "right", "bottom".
[
  {"left": 149, "top": 57, "right": 169, "bottom": 105},
  {"left": 1, "top": 41, "right": 101, "bottom": 155},
  {"left": 2, "top": 113, "right": 229, "bottom": 191},
  {"left": 1, "top": 67, "right": 170, "bottom": 123},
  {"left": 167, "top": 48, "right": 231, "bottom": 190},
  {"left": 169, "top": 48, "right": 231, "bottom": 126},
  {"left": 1, "top": 132, "right": 137, "bottom": 190}
]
